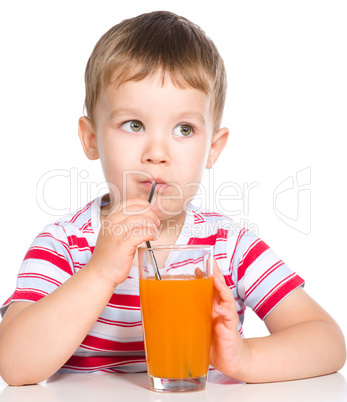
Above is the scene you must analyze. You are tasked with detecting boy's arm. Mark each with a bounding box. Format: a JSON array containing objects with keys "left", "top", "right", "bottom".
[
  {"left": 0, "top": 263, "right": 116, "bottom": 385},
  {"left": 246, "top": 287, "right": 345, "bottom": 382},
  {"left": 0, "top": 199, "right": 159, "bottom": 386},
  {"left": 210, "top": 263, "right": 346, "bottom": 383}
]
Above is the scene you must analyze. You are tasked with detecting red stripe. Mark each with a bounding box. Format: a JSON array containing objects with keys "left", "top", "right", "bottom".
[
  {"left": 37, "top": 232, "right": 68, "bottom": 247},
  {"left": 81, "top": 335, "right": 144, "bottom": 352},
  {"left": 237, "top": 305, "right": 246, "bottom": 316},
  {"left": 245, "top": 261, "right": 284, "bottom": 298},
  {"left": 193, "top": 211, "right": 206, "bottom": 224},
  {"left": 200, "top": 212, "right": 224, "bottom": 217},
  {"left": 79, "top": 219, "right": 93, "bottom": 233},
  {"left": 24, "top": 247, "right": 73, "bottom": 275},
  {"left": 254, "top": 274, "right": 305, "bottom": 319},
  {"left": 37, "top": 232, "right": 73, "bottom": 262},
  {"left": 62, "top": 355, "right": 145, "bottom": 371},
  {"left": 223, "top": 274, "right": 235, "bottom": 289},
  {"left": 11, "top": 289, "right": 47, "bottom": 302},
  {"left": 73, "top": 262, "right": 91, "bottom": 270},
  {"left": 108, "top": 294, "right": 140, "bottom": 310},
  {"left": 18, "top": 273, "right": 62, "bottom": 287},
  {"left": 254, "top": 274, "right": 294, "bottom": 312},
  {"left": 97, "top": 317, "right": 142, "bottom": 327},
  {"left": 167, "top": 256, "right": 204, "bottom": 271},
  {"left": 214, "top": 253, "right": 227, "bottom": 260},
  {"left": 67, "top": 235, "right": 92, "bottom": 251},
  {"left": 229, "top": 228, "right": 248, "bottom": 274},
  {"left": 68, "top": 202, "right": 93, "bottom": 224},
  {"left": 188, "top": 228, "right": 228, "bottom": 246},
  {"left": 238, "top": 240, "right": 270, "bottom": 281}
]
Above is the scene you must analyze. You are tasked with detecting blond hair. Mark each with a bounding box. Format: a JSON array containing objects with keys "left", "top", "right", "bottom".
[{"left": 84, "top": 11, "right": 227, "bottom": 134}]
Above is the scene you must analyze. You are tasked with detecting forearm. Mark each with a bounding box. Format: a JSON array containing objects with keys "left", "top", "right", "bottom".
[
  {"left": 211, "top": 269, "right": 346, "bottom": 383},
  {"left": 239, "top": 320, "right": 346, "bottom": 383},
  {"left": 0, "top": 262, "right": 115, "bottom": 385}
]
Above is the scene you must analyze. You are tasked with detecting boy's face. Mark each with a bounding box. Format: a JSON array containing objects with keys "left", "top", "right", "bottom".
[{"left": 79, "top": 72, "right": 228, "bottom": 221}]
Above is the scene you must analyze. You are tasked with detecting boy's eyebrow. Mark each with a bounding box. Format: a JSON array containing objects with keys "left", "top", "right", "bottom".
[
  {"left": 176, "top": 112, "right": 206, "bottom": 126},
  {"left": 109, "top": 108, "right": 140, "bottom": 120},
  {"left": 109, "top": 108, "right": 206, "bottom": 126}
]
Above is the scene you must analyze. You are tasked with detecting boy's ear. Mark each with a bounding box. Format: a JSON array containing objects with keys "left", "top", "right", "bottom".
[
  {"left": 206, "top": 127, "right": 229, "bottom": 169},
  {"left": 78, "top": 117, "right": 99, "bottom": 160}
]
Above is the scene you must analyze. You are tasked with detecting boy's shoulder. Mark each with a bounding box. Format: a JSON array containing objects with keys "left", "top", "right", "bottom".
[
  {"left": 187, "top": 204, "right": 244, "bottom": 232},
  {"left": 186, "top": 204, "right": 252, "bottom": 243},
  {"left": 56, "top": 200, "right": 96, "bottom": 230},
  {"left": 40, "top": 199, "right": 100, "bottom": 243}
]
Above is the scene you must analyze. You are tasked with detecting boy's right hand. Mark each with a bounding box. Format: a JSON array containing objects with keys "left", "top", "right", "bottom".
[{"left": 88, "top": 199, "right": 160, "bottom": 288}]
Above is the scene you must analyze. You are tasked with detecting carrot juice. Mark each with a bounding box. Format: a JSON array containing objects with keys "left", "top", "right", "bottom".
[{"left": 139, "top": 275, "right": 213, "bottom": 379}]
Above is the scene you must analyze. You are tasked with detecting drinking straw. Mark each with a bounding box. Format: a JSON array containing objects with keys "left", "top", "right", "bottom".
[{"left": 146, "top": 182, "right": 161, "bottom": 280}]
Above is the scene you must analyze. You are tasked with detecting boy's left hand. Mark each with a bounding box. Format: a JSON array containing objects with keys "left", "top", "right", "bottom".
[
  {"left": 209, "top": 260, "right": 250, "bottom": 379},
  {"left": 210, "top": 260, "right": 346, "bottom": 382}
]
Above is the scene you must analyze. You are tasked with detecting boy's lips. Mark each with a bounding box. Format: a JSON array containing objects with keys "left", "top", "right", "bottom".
[{"left": 141, "top": 179, "right": 169, "bottom": 192}]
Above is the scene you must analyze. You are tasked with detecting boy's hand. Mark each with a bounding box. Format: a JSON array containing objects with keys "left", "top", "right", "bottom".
[
  {"left": 210, "top": 260, "right": 250, "bottom": 379},
  {"left": 89, "top": 199, "right": 160, "bottom": 288}
]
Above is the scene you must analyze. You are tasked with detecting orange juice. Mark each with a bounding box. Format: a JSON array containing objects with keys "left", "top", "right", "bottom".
[{"left": 139, "top": 275, "right": 213, "bottom": 379}]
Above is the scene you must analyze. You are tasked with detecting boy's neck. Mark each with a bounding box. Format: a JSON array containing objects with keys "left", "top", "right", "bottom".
[{"left": 153, "top": 209, "right": 187, "bottom": 246}]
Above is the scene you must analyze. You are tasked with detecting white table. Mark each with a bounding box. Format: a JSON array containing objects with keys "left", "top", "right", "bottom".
[{"left": 1, "top": 371, "right": 346, "bottom": 402}]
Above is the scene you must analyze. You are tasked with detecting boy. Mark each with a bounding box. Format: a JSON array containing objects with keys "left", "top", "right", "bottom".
[{"left": 0, "top": 11, "right": 345, "bottom": 386}]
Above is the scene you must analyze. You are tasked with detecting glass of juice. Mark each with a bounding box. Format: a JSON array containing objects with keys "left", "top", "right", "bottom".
[{"left": 138, "top": 245, "right": 214, "bottom": 392}]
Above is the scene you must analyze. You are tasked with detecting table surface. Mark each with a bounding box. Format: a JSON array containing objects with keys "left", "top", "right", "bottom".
[{"left": 1, "top": 370, "right": 347, "bottom": 402}]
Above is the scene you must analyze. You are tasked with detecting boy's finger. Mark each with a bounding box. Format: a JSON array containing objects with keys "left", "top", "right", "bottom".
[
  {"left": 107, "top": 200, "right": 160, "bottom": 227},
  {"left": 214, "top": 275, "right": 233, "bottom": 301},
  {"left": 194, "top": 267, "right": 204, "bottom": 277},
  {"left": 212, "top": 260, "right": 236, "bottom": 305},
  {"left": 109, "top": 199, "right": 152, "bottom": 215},
  {"left": 213, "top": 259, "right": 226, "bottom": 283},
  {"left": 214, "top": 303, "right": 235, "bottom": 323},
  {"left": 120, "top": 200, "right": 153, "bottom": 215}
]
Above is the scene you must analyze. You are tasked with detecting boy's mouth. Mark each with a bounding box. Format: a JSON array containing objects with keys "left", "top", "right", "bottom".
[{"left": 141, "top": 178, "right": 169, "bottom": 192}]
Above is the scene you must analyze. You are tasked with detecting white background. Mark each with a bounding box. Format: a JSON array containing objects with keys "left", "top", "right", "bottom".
[{"left": 0, "top": 0, "right": 346, "bottom": 376}]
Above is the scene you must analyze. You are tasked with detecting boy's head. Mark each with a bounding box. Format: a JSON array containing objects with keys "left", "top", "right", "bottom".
[
  {"left": 79, "top": 11, "right": 229, "bottom": 219},
  {"left": 84, "top": 10, "right": 227, "bottom": 135}
]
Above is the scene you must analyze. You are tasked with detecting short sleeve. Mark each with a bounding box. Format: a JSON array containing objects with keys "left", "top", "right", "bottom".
[
  {"left": 1, "top": 223, "right": 74, "bottom": 317},
  {"left": 232, "top": 231, "right": 305, "bottom": 320}
]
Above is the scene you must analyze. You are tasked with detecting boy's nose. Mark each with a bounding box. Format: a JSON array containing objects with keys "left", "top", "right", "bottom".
[{"left": 141, "top": 136, "right": 170, "bottom": 165}]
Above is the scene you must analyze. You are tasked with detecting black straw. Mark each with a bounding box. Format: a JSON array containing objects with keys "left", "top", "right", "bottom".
[{"left": 146, "top": 182, "right": 161, "bottom": 280}]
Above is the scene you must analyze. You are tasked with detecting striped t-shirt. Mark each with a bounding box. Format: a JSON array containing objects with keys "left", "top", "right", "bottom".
[{"left": 1, "top": 197, "right": 304, "bottom": 374}]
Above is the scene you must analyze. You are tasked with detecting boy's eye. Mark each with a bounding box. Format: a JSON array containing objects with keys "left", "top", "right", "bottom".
[
  {"left": 122, "top": 120, "right": 144, "bottom": 133},
  {"left": 173, "top": 124, "right": 194, "bottom": 137}
]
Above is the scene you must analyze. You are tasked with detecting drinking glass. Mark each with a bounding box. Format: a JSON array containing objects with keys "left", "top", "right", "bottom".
[{"left": 138, "top": 245, "right": 214, "bottom": 392}]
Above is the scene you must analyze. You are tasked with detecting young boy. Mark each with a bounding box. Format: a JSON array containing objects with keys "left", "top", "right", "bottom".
[{"left": 0, "top": 11, "right": 345, "bottom": 386}]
